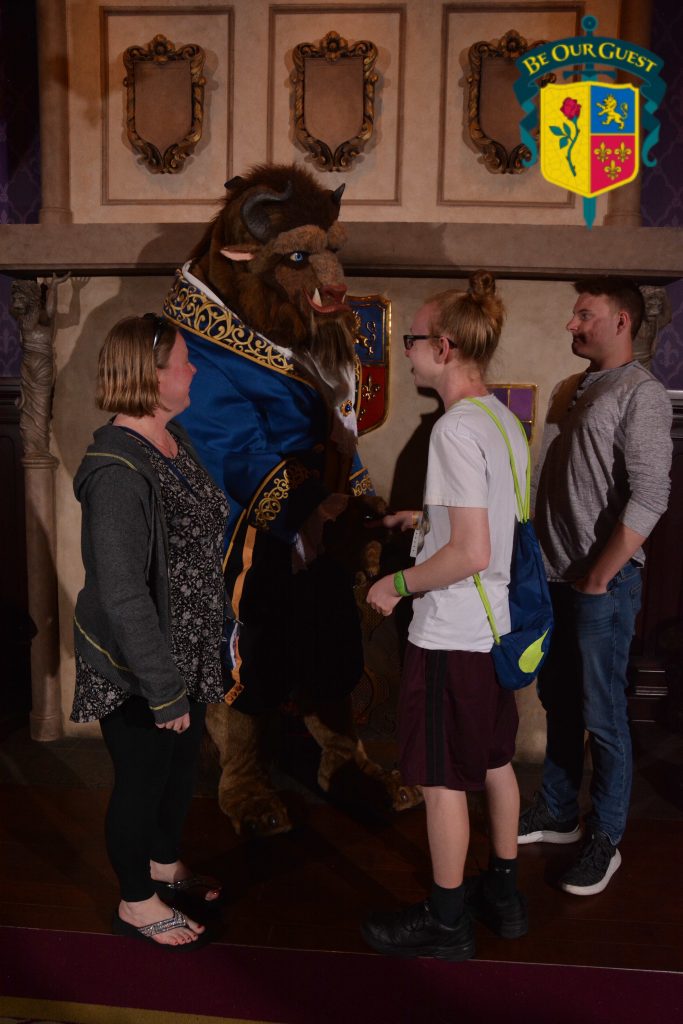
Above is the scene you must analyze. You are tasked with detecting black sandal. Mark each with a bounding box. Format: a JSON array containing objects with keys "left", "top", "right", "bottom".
[
  {"left": 153, "top": 874, "right": 224, "bottom": 903},
  {"left": 112, "top": 907, "right": 208, "bottom": 950}
]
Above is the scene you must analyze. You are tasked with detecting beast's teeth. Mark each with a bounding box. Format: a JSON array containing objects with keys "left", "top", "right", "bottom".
[{"left": 312, "top": 288, "right": 321, "bottom": 306}]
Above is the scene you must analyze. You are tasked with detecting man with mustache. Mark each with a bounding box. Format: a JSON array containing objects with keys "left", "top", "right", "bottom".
[{"left": 518, "top": 276, "right": 672, "bottom": 895}]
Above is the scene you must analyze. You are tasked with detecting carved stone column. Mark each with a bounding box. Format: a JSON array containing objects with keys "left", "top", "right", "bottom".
[
  {"left": 12, "top": 279, "right": 63, "bottom": 740},
  {"left": 37, "top": 0, "right": 72, "bottom": 225},
  {"left": 633, "top": 285, "right": 672, "bottom": 369},
  {"left": 603, "top": 0, "right": 653, "bottom": 227}
]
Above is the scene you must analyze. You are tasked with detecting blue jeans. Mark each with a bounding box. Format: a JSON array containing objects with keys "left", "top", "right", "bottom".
[{"left": 537, "top": 562, "right": 642, "bottom": 845}]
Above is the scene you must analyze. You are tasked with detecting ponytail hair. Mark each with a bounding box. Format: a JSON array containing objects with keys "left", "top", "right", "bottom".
[{"left": 428, "top": 270, "right": 505, "bottom": 372}]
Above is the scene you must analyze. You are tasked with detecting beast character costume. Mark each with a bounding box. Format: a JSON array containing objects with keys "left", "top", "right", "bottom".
[
  {"left": 164, "top": 264, "right": 371, "bottom": 712},
  {"left": 162, "top": 164, "right": 421, "bottom": 837}
]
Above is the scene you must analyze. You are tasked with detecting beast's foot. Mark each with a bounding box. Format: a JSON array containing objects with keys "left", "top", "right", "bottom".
[
  {"left": 356, "top": 757, "right": 423, "bottom": 813},
  {"left": 318, "top": 748, "right": 423, "bottom": 814},
  {"left": 218, "top": 787, "right": 292, "bottom": 838}
]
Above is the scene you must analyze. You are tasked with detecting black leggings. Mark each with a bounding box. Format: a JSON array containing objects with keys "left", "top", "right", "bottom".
[{"left": 99, "top": 696, "right": 206, "bottom": 902}]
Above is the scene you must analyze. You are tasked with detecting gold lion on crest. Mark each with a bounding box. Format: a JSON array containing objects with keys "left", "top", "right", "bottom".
[{"left": 596, "top": 94, "right": 629, "bottom": 130}]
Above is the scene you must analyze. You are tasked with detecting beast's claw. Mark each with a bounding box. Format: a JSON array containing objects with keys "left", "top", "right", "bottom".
[{"left": 220, "top": 792, "right": 293, "bottom": 838}]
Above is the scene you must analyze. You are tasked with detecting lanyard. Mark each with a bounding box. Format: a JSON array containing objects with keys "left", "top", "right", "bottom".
[{"left": 118, "top": 426, "right": 198, "bottom": 498}]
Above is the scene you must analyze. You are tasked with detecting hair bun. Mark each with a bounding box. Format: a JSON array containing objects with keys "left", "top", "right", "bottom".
[{"left": 468, "top": 269, "right": 496, "bottom": 301}]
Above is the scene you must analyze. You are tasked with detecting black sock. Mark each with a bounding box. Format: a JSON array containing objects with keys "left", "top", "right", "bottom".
[
  {"left": 485, "top": 855, "right": 517, "bottom": 901},
  {"left": 430, "top": 882, "right": 464, "bottom": 926}
]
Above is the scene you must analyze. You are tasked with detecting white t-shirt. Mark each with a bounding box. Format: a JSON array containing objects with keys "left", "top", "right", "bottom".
[{"left": 408, "top": 394, "right": 529, "bottom": 653}]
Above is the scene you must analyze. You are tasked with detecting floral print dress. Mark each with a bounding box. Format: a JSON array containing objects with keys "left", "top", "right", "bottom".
[{"left": 71, "top": 436, "right": 228, "bottom": 722}]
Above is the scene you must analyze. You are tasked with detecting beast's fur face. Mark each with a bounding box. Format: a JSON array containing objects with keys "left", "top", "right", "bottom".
[{"left": 191, "top": 164, "right": 356, "bottom": 369}]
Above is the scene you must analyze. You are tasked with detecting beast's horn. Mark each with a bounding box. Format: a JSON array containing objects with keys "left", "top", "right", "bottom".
[
  {"left": 241, "top": 182, "right": 294, "bottom": 241},
  {"left": 331, "top": 184, "right": 345, "bottom": 205}
]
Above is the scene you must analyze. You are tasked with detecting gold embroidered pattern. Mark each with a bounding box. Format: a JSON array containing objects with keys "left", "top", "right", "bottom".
[
  {"left": 163, "top": 273, "right": 310, "bottom": 382},
  {"left": 225, "top": 680, "right": 244, "bottom": 705},
  {"left": 351, "top": 471, "right": 374, "bottom": 497},
  {"left": 253, "top": 462, "right": 317, "bottom": 530}
]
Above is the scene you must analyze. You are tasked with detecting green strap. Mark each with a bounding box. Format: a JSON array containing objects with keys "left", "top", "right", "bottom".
[
  {"left": 466, "top": 398, "right": 530, "bottom": 522},
  {"left": 472, "top": 573, "right": 500, "bottom": 644},
  {"left": 466, "top": 398, "right": 531, "bottom": 645}
]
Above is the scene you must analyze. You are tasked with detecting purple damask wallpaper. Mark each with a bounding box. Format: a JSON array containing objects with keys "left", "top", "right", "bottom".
[
  {"left": 641, "top": 0, "right": 683, "bottom": 389},
  {"left": 0, "top": 0, "right": 41, "bottom": 376}
]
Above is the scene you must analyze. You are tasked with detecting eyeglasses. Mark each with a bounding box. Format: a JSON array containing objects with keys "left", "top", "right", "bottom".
[
  {"left": 143, "top": 312, "right": 166, "bottom": 350},
  {"left": 403, "top": 334, "right": 457, "bottom": 350}
]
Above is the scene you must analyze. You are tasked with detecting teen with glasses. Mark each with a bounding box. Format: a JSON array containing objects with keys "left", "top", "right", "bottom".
[{"left": 362, "top": 271, "right": 528, "bottom": 960}]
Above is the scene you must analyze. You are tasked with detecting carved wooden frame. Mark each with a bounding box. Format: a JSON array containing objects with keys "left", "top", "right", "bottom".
[
  {"left": 123, "top": 34, "right": 206, "bottom": 174},
  {"left": 291, "top": 31, "right": 378, "bottom": 172},
  {"left": 488, "top": 383, "right": 538, "bottom": 442},
  {"left": 466, "top": 29, "right": 549, "bottom": 175}
]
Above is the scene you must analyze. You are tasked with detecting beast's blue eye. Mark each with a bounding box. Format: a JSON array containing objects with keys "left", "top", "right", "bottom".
[{"left": 289, "top": 251, "right": 307, "bottom": 264}]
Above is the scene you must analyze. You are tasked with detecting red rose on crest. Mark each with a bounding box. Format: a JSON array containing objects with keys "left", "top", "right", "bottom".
[
  {"left": 551, "top": 96, "right": 583, "bottom": 177},
  {"left": 560, "top": 97, "right": 581, "bottom": 120}
]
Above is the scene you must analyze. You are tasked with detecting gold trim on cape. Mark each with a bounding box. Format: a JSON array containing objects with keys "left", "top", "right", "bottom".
[
  {"left": 252, "top": 460, "right": 318, "bottom": 531},
  {"left": 164, "top": 273, "right": 314, "bottom": 386}
]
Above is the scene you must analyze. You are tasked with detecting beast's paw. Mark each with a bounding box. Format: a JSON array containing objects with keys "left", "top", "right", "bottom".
[
  {"left": 318, "top": 750, "right": 423, "bottom": 816},
  {"left": 218, "top": 791, "right": 292, "bottom": 838},
  {"left": 357, "top": 760, "right": 423, "bottom": 813}
]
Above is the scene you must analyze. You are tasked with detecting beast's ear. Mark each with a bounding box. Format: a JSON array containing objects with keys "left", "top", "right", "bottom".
[
  {"left": 224, "top": 176, "right": 244, "bottom": 190},
  {"left": 220, "top": 245, "right": 257, "bottom": 262}
]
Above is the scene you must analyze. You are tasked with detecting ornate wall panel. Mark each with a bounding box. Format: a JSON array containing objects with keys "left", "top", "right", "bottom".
[
  {"left": 123, "top": 33, "right": 207, "bottom": 174},
  {"left": 438, "top": 2, "right": 622, "bottom": 221},
  {"left": 267, "top": 5, "right": 405, "bottom": 205},
  {"left": 63, "top": 5, "right": 233, "bottom": 220},
  {"left": 101, "top": 6, "right": 232, "bottom": 205},
  {"left": 291, "top": 31, "right": 379, "bottom": 172}
]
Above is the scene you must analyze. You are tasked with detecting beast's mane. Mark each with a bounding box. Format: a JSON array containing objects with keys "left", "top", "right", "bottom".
[{"left": 190, "top": 163, "right": 340, "bottom": 260}]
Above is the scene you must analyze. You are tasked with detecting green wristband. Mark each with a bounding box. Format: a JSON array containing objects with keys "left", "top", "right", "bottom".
[{"left": 393, "top": 570, "right": 411, "bottom": 598}]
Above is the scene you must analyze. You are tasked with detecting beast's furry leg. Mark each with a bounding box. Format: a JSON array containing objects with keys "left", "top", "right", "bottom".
[
  {"left": 205, "top": 703, "right": 292, "bottom": 838},
  {"left": 303, "top": 700, "right": 423, "bottom": 813}
]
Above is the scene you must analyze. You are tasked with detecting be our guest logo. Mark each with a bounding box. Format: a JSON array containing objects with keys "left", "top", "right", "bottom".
[{"left": 514, "top": 15, "right": 666, "bottom": 227}]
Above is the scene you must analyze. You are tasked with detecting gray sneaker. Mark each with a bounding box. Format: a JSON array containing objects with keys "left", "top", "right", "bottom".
[
  {"left": 518, "top": 792, "right": 582, "bottom": 845},
  {"left": 560, "top": 831, "right": 621, "bottom": 895}
]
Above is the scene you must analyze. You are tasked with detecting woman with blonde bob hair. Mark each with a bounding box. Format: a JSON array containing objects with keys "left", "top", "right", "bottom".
[
  {"left": 96, "top": 313, "right": 178, "bottom": 415},
  {"left": 72, "top": 314, "right": 228, "bottom": 949},
  {"left": 362, "top": 271, "right": 528, "bottom": 960}
]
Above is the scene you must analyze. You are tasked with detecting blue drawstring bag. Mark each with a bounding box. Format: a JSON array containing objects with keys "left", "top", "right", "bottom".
[{"left": 467, "top": 399, "right": 553, "bottom": 690}]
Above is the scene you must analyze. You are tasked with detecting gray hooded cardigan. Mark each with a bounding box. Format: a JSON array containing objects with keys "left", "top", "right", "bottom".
[{"left": 73, "top": 420, "right": 209, "bottom": 724}]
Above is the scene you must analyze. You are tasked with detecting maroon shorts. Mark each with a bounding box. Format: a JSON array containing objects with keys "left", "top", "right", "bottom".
[{"left": 398, "top": 642, "right": 519, "bottom": 791}]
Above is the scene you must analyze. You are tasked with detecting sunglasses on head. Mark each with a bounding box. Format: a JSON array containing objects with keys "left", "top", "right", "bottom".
[
  {"left": 143, "top": 312, "right": 166, "bottom": 350},
  {"left": 403, "top": 334, "right": 457, "bottom": 350}
]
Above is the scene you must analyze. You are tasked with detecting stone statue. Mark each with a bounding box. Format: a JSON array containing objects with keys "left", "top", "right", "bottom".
[
  {"left": 11, "top": 275, "right": 68, "bottom": 459},
  {"left": 633, "top": 285, "right": 672, "bottom": 370}
]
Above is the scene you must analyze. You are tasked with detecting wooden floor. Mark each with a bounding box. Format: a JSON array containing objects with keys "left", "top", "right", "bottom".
[{"left": 1, "top": 715, "right": 682, "bottom": 973}]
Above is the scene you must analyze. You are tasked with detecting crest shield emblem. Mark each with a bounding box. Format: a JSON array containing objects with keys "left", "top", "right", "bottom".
[
  {"left": 348, "top": 295, "right": 390, "bottom": 435},
  {"left": 540, "top": 82, "right": 639, "bottom": 197}
]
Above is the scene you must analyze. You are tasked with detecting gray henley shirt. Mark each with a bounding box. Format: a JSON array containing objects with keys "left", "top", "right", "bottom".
[{"left": 532, "top": 360, "right": 673, "bottom": 583}]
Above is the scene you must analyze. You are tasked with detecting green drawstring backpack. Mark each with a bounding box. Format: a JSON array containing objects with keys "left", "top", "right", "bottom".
[{"left": 467, "top": 398, "right": 554, "bottom": 690}]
